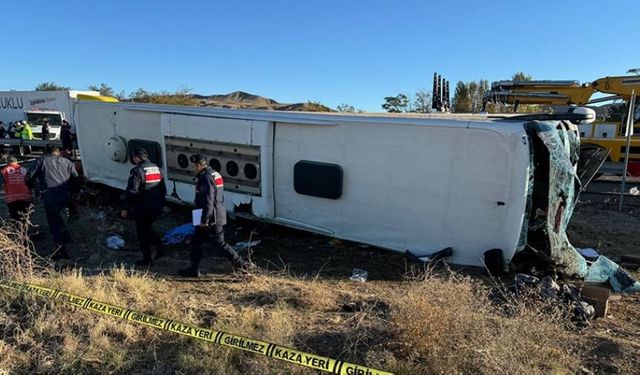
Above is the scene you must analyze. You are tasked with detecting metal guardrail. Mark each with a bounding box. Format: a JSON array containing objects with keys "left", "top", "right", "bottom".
[
  {"left": 0, "top": 138, "right": 63, "bottom": 147},
  {"left": 0, "top": 138, "right": 66, "bottom": 157}
]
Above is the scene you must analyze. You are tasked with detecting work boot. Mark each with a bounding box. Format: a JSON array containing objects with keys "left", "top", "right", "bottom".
[
  {"left": 135, "top": 258, "right": 153, "bottom": 267},
  {"left": 178, "top": 266, "right": 201, "bottom": 278}
]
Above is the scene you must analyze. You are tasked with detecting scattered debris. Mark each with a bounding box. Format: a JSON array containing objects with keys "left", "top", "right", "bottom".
[
  {"left": 514, "top": 273, "right": 541, "bottom": 296},
  {"left": 580, "top": 284, "right": 610, "bottom": 318},
  {"left": 514, "top": 273, "right": 597, "bottom": 323},
  {"left": 540, "top": 276, "right": 561, "bottom": 299},
  {"left": 340, "top": 298, "right": 390, "bottom": 318},
  {"left": 105, "top": 235, "right": 125, "bottom": 250},
  {"left": 586, "top": 256, "right": 640, "bottom": 293},
  {"left": 162, "top": 223, "right": 195, "bottom": 245},
  {"left": 405, "top": 247, "right": 453, "bottom": 264},
  {"left": 232, "top": 240, "right": 261, "bottom": 251},
  {"left": 629, "top": 186, "right": 639, "bottom": 196},
  {"left": 349, "top": 268, "right": 368, "bottom": 282},
  {"left": 577, "top": 248, "right": 600, "bottom": 262}
]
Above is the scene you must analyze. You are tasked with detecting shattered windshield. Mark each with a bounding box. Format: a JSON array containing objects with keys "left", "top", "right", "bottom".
[{"left": 527, "top": 121, "right": 587, "bottom": 277}]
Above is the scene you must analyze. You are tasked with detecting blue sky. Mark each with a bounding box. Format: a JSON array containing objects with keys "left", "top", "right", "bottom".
[{"left": 1, "top": 1, "right": 638, "bottom": 111}]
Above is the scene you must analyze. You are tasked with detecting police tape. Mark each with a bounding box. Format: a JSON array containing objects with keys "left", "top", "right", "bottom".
[{"left": 0, "top": 278, "right": 393, "bottom": 375}]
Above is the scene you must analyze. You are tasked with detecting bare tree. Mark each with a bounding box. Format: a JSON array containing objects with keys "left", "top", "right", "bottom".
[{"left": 413, "top": 90, "right": 432, "bottom": 113}]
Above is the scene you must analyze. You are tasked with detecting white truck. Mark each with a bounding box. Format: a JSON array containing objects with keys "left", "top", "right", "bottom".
[{"left": 0, "top": 90, "right": 108, "bottom": 139}]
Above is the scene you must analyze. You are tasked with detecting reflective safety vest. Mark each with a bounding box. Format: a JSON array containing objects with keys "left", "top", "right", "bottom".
[
  {"left": 1, "top": 163, "right": 32, "bottom": 203},
  {"left": 21, "top": 124, "right": 33, "bottom": 140}
]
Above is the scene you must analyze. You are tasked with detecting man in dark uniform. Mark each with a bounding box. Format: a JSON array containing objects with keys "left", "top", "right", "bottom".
[
  {"left": 121, "top": 148, "right": 166, "bottom": 266},
  {"left": 60, "top": 120, "right": 73, "bottom": 157},
  {"left": 178, "top": 154, "right": 248, "bottom": 277},
  {"left": 41, "top": 121, "right": 51, "bottom": 140},
  {"left": 26, "top": 145, "right": 78, "bottom": 259}
]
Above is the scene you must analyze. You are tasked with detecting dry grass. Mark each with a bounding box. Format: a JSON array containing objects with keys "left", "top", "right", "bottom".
[
  {"left": 0, "top": 268, "right": 313, "bottom": 374},
  {"left": 0, "top": 223, "right": 582, "bottom": 375},
  {"left": 390, "top": 273, "right": 579, "bottom": 374},
  {"left": 0, "top": 213, "right": 42, "bottom": 280}
]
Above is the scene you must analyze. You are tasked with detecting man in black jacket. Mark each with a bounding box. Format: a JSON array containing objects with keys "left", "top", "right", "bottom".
[
  {"left": 41, "top": 121, "right": 51, "bottom": 140},
  {"left": 178, "top": 154, "right": 248, "bottom": 277},
  {"left": 121, "top": 148, "right": 166, "bottom": 266},
  {"left": 26, "top": 145, "right": 78, "bottom": 259},
  {"left": 60, "top": 120, "right": 73, "bottom": 157}
]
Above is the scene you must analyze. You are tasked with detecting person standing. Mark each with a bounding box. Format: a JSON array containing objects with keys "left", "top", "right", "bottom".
[
  {"left": 20, "top": 121, "right": 33, "bottom": 155},
  {"left": 121, "top": 148, "right": 166, "bottom": 266},
  {"left": 7, "top": 122, "right": 19, "bottom": 154},
  {"left": 7, "top": 122, "right": 16, "bottom": 138},
  {"left": 26, "top": 145, "right": 78, "bottom": 260},
  {"left": 21, "top": 121, "right": 33, "bottom": 140},
  {"left": 178, "top": 154, "right": 248, "bottom": 277},
  {"left": 0, "top": 122, "right": 5, "bottom": 139},
  {"left": 14, "top": 122, "right": 22, "bottom": 139},
  {"left": 0, "top": 156, "right": 33, "bottom": 223},
  {"left": 60, "top": 120, "right": 73, "bottom": 157},
  {"left": 41, "top": 121, "right": 51, "bottom": 141}
]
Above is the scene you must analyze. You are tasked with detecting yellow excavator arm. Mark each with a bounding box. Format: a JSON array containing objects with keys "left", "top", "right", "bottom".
[
  {"left": 485, "top": 80, "right": 595, "bottom": 106},
  {"left": 485, "top": 75, "right": 639, "bottom": 108},
  {"left": 591, "top": 76, "right": 640, "bottom": 99},
  {"left": 483, "top": 75, "right": 640, "bottom": 163}
]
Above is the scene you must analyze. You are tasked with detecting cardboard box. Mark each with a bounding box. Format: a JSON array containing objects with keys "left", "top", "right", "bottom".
[{"left": 581, "top": 284, "right": 610, "bottom": 318}]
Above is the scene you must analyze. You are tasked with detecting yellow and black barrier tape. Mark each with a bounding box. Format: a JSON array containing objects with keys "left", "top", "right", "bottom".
[{"left": 0, "top": 278, "right": 393, "bottom": 375}]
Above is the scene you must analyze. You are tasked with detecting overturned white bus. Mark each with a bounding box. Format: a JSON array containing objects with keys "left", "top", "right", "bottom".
[{"left": 74, "top": 102, "right": 602, "bottom": 276}]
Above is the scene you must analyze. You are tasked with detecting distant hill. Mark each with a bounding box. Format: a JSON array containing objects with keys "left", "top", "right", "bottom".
[{"left": 193, "top": 91, "right": 334, "bottom": 112}]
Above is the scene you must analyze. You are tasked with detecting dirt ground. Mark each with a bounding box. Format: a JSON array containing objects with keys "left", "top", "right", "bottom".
[
  {"left": 566, "top": 197, "right": 640, "bottom": 374},
  {"left": 2, "top": 182, "right": 640, "bottom": 373}
]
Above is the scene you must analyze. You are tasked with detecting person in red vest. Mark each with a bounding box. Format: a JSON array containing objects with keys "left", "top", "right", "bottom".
[{"left": 0, "top": 156, "right": 33, "bottom": 222}]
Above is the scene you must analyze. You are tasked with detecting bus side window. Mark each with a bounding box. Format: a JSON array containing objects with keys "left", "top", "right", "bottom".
[{"left": 293, "top": 161, "right": 343, "bottom": 199}]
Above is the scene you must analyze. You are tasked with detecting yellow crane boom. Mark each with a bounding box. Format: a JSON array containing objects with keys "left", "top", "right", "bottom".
[{"left": 484, "top": 75, "right": 640, "bottom": 163}]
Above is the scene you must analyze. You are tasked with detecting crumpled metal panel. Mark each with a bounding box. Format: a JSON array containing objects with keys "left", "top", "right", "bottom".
[
  {"left": 535, "top": 122, "right": 587, "bottom": 277},
  {"left": 516, "top": 138, "right": 535, "bottom": 252}
]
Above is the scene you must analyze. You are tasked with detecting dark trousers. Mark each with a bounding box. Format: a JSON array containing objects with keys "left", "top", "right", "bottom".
[
  {"left": 190, "top": 224, "right": 241, "bottom": 267},
  {"left": 7, "top": 200, "right": 32, "bottom": 222},
  {"left": 43, "top": 190, "right": 71, "bottom": 246},
  {"left": 135, "top": 215, "right": 163, "bottom": 260}
]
